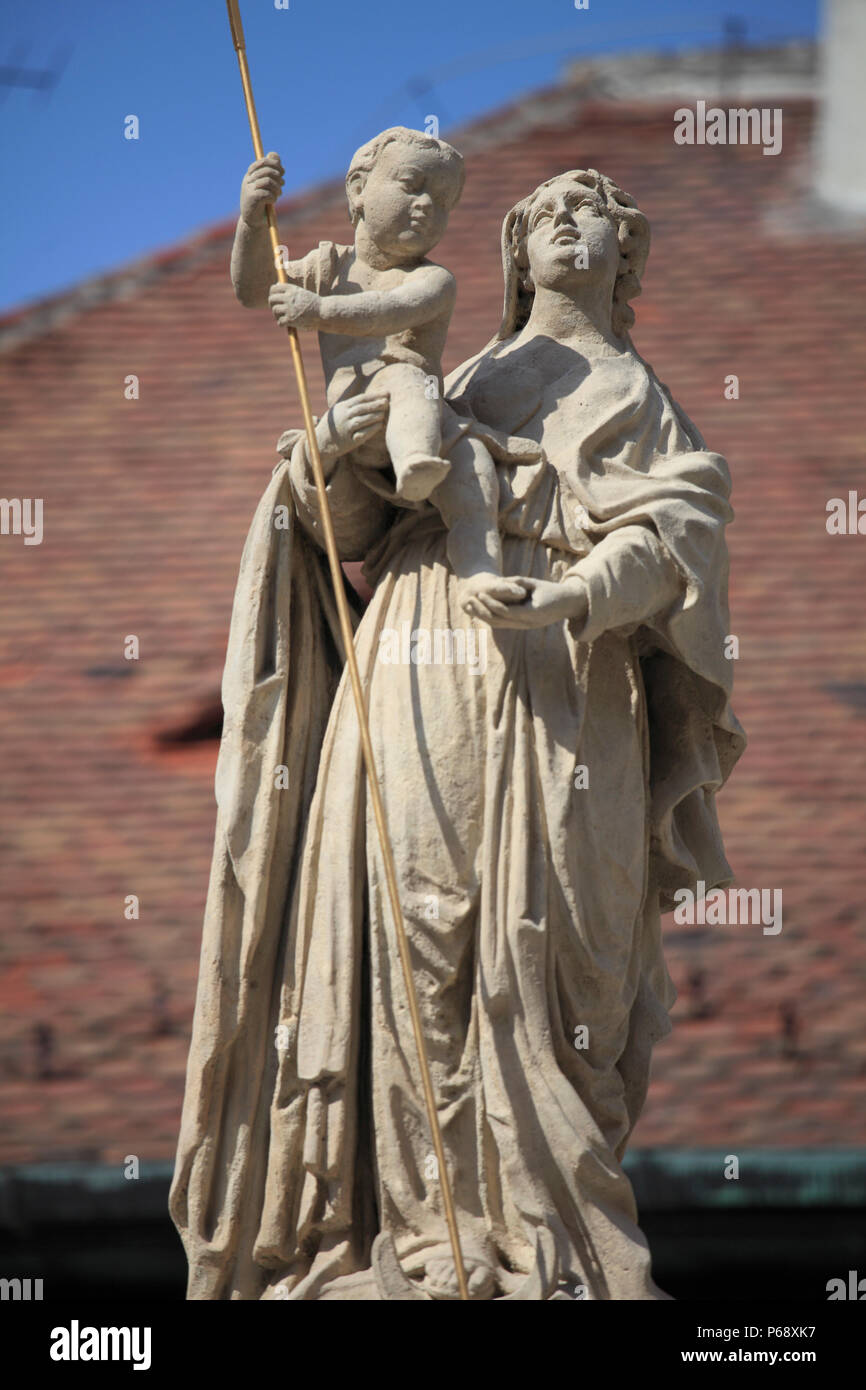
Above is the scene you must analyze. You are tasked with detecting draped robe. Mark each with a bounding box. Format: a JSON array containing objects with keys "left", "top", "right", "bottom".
[{"left": 169, "top": 334, "right": 745, "bottom": 1300}]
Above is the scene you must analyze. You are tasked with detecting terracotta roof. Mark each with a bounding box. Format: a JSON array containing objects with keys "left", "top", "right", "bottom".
[{"left": 1, "top": 75, "right": 864, "bottom": 1165}]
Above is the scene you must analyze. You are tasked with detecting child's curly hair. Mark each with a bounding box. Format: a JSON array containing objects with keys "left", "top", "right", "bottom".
[
  {"left": 345, "top": 126, "right": 466, "bottom": 227},
  {"left": 493, "top": 169, "right": 650, "bottom": 342}
]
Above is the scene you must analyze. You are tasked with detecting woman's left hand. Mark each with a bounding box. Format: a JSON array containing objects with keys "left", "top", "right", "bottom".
[{"left": 481, "top": 576, "right": 588, "bottom": 629}]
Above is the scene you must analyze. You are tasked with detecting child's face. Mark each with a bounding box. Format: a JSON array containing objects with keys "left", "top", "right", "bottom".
[{"left": 356, "top": 144, "right": 460, "bottom": 260}]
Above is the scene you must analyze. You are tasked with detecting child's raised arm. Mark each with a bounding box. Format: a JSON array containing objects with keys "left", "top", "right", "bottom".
[
  {"left": 268, "top": 265, "right": 455, "bottom": 335},
  {"left": 231, "top": 152, "right": 308, "bottom": 308}
]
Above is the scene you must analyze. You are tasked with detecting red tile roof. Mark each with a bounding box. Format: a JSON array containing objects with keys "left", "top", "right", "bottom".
[{"left": 1, "top": 83, "right": 864, "bottom": 1164}]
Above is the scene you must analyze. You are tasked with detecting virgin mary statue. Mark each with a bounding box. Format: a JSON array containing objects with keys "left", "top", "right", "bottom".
[{"left": 170, "top": 166, "right": 745, "bottom": 1300}]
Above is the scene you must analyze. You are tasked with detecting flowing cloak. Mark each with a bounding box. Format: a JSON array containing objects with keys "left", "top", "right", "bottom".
[{"left": 169, "top": 338, "right": 745, "bottom": 1300}]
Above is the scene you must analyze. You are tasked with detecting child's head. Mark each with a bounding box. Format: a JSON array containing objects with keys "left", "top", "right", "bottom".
[{"left": 346, "top": 127, "right": 465, "bottom": 260}]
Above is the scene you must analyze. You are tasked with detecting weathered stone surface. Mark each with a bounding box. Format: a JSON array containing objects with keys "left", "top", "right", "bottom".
[{"left": 170, "top": 134, "right": 744, "bottom": 1300}]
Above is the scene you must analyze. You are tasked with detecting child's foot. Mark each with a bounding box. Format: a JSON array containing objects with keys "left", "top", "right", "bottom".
[
  {"left": 395, "top": 453, "right": 451, "bottom": 501},
  {"left": 458, "top": 573, "right": 530, "bottom": 621}
]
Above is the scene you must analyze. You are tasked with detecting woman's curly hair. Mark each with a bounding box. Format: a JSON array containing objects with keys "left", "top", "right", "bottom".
[{"left": 493, "top": 169, "right": 650, "bottom": 342}]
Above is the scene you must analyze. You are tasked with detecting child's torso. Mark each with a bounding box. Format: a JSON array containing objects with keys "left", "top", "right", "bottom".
[{"left": 314, "top": 244, "right": 451, "bottom": 387}]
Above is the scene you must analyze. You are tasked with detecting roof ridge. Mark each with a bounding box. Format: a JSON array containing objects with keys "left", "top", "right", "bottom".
[
  {"left": 0, "top": 38, "right": 818, "bottom": 350},
  {"left": 0, "top": 179, "right": 348, "bottom": 351}
]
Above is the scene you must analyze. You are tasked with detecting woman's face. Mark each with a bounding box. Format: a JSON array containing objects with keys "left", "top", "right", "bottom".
[{"left": 522, "top": 181, "right": 620, "bottom": 298}]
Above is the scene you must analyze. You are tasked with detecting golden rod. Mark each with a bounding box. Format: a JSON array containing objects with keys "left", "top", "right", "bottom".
[{"left": 225, "top": 0, "right": 470, "bottom": 1303}]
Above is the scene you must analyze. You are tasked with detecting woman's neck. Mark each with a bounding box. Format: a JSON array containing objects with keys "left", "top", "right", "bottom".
[{"left": 522, "top": 285, "right": 621, "bottom": 352}]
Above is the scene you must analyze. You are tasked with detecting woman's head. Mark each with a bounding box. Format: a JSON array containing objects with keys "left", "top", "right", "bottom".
[{"left": 493, "top": 170, "right": 650, "bottom": 342}]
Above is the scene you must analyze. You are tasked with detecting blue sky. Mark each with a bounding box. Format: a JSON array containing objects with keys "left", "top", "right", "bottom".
[{"left": 0, "top": 0, "right": 818, "bottom": 314}]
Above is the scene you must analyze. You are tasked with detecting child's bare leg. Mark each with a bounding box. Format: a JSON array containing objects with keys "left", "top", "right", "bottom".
[
  {"left": 377, "top": 363, "right": 450, "bottom": 501},
  {"left": 432, "top": 434, "right": 526, "bottom": 617}
]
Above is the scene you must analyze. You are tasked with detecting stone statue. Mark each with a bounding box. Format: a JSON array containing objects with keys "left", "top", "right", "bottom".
[{"left": 170, "top": 130, "right": 745, "bottom": 1301}]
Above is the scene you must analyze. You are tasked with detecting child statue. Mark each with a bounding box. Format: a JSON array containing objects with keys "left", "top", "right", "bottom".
[{"left": 231, "top": 126, "right": 539, "bottom": 618}]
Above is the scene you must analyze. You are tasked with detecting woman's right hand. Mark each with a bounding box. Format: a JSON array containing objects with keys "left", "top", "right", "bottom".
[
  {"left": 240, "top": 152, "right": 285, "bottom": 226},
  {"left": 278, "top": 396, "right": 389, "bottom": 481},
  {"left": 316, "top": 395, "right": 389, "bottom": 464}
]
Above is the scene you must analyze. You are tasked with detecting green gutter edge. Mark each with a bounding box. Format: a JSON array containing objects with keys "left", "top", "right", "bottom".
[{"left": 0, "top": 1149, "right": 863, "bottom": 1229}]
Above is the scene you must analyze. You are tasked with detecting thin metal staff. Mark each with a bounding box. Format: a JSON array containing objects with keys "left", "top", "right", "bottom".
[{"left": 225, "top": 0, "right": 469, "bottom": 1302}]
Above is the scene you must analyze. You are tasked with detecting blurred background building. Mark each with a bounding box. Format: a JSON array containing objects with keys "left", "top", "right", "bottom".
[{"left": 1, "top": 2, "right": 864, "bottom": 1297}]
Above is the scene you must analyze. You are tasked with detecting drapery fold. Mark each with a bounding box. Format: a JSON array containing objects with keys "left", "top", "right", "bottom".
[
  {"left": 170, "top": 341, "right": 744, "bottom": 1300},
  {"left": 169, "top": 460, "right": 360, "bottom": 1298}
]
